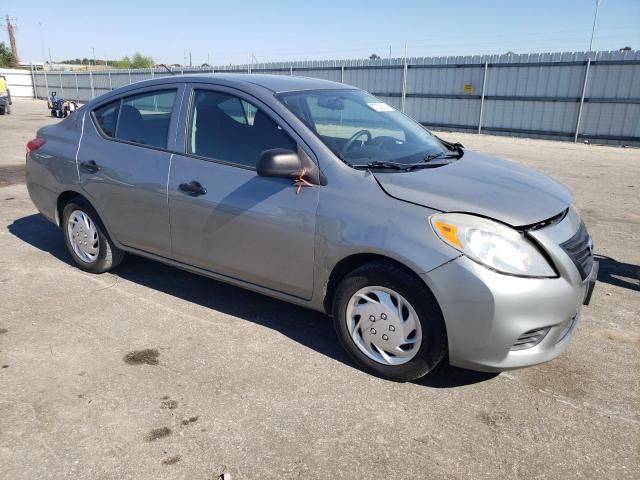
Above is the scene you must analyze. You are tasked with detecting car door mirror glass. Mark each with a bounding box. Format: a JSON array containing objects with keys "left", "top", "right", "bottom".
[{"left": 256, "top": 149, "right": 302, "bottom": 178}]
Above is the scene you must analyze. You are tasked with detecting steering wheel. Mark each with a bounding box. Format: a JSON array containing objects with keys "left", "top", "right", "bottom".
[{"left": 341, "top": 129, "right": 372, "bottom": 156}]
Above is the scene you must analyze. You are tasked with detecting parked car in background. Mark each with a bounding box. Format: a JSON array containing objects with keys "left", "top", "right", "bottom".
[{"left": 25, "top": 74, "right": 597, "bottom": 381}]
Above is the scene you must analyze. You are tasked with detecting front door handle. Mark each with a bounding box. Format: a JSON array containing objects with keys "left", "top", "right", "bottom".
[
  {"left": 80, "top": 160, "right": 100, "bottom": 173},
  {"left": 179, "top": 180, "right": 207, "bottom": 197}
]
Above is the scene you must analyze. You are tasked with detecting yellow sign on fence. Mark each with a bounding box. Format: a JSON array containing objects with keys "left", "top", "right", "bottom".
[{"left": 463, "top": 84, "right": 474, "bottom": 94}]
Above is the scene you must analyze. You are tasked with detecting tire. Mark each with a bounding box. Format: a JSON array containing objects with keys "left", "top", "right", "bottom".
[
  {"left": 0, "top": 107, "right": 5, "bottom": 115},
  {"left": 51, "top": 109, "right": 57, "bottom": 117},
  {"left": 333, "top": 262, "right": 447, "bottom": 382},
  {"left": 61, "top": 198, "right": 124, "bottom": 273}
]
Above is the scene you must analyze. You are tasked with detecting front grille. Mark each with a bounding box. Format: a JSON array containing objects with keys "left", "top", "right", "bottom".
[
  {"left": 511, "top": 327, "right": 551, "bottom": 351},
  {"left": 559, "top": 222, "right": 593, "bottom": 280}
]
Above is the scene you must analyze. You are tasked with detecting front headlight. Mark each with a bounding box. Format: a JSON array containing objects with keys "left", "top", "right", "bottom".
[{"left": 430, "top": 213, "right": 556, "bottom": 277}]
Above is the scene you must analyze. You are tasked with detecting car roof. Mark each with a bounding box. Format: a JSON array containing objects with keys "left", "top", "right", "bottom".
[
  {"left": 132, "top": 73, "right": 356, "bottom": 94},
  {"left": 84, "top": 73, "right": 359, "bottom": 109},
  {"left": 207, "top": 73, "right": 355, "bottom": 93}
]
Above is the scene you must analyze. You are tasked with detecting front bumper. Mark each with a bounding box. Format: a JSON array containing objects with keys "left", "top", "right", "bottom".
[{"left": 422, "top": 213, "right": 597, "bottom": 372}]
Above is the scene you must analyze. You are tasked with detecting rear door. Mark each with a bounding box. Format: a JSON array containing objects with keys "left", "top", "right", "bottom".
[
  {"left": 77, "top": 86, "right": 183, "bottom": 256},
  {"left": 167, "top": 85, "right": 319, "bottom": 299}
]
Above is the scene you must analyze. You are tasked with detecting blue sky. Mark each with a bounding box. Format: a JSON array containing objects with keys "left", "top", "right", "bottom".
[{"left": 1, "top": 0, "right": 639, "bottom": 65}]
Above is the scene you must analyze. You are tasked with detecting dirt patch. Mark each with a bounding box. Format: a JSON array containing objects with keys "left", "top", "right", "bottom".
[
  {"left": 0, "top": 165, "right": 25, "bottom": 187},
  {"left": 0, "top": 328, "right": 8, "bottom": 334},
  {"left": 477, "top": 411, "right": 511, "bottom": 429},
  {"left": 162, "top": 455, "right": 181, "bottom": 465},
  {"left": 161, "top": 399, "right": 178, "bottom": 410},
  {"left": 144, "top": 426, "right": 172, "bottom": 442},
  {"left": 592, "top": 329, "right": 640, "bottom": 344},
  {"left": 181, "top": 416, "right": 199, "bottom": 425},
  {"left": 123, "top": 349, "right": 159, "bottom": 365}
]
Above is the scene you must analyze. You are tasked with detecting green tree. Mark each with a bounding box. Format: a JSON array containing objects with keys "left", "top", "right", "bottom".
[
  {"left": 111, "top": 52, "right": 154, "bottom": 69},
  {"left": 131, "top": 52, "right": 154, "bottom": 68},
  {"left": 0, "top": 42, "right": 18, "bottom": 68},
  {"left": 111, "top": 56, "right": 131, "bottom": 68}
]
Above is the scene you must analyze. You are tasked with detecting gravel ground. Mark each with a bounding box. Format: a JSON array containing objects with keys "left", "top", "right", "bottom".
[{"left": 0, "top": 98, "right": 638, "bottom": 479}]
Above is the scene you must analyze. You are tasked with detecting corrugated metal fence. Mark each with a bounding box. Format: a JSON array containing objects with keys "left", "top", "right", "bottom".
[
  {"left": 31, "top": 50, "right": 640, "bottom": 146},
  {"left": 0, "top": 68, "right": 34, "bottom": 97}
]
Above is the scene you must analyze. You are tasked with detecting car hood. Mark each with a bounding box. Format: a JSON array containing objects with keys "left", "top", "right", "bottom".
[{"left": 373, "top": 150, "right": 572, "bottom": 227}]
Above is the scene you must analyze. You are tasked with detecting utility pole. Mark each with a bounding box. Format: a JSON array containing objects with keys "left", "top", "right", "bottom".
[
  {"left": 588, "top": 0, "right": 602, "bottom": 56},
  {"left": 1, "top": 15, "right": 19, "bottom": 61},
  {"left": 189, "top": 51, "right": 192, "bottom": 67},
  {"left": 38, "top": 22, "right": 46, "bottom": 70},
  {"left": 401, "top": 42, "right": 408, "bottom": 113}
]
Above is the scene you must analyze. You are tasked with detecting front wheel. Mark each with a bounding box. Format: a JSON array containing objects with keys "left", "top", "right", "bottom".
[
  {"left": 62, "top": 199, "right": 124, "bottom": 273},
  {"left": 333, "top": 262, "right": 447, "bottom": 381}
]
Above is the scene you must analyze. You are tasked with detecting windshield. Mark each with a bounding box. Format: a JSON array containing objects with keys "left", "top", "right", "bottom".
[{"left": 279, "top": 89, "right": 448, "bottom": 167}]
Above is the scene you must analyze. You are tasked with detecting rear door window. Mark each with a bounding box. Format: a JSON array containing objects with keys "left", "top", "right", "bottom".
[
  {"left": 93, "top": 101, "right": 120, "bottom": 138},
  {"left": 115, "top": 90, "right": 176, "bottom": 148}
]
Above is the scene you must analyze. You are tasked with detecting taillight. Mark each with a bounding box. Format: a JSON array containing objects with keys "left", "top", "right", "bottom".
[{"left": 26, "top": 138, "right": 47, "bottom": 161}]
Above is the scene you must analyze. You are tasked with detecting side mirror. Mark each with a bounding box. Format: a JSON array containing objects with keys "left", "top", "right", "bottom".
[{"left": 257, "top": 149, "right": 302, "bottom": 178}]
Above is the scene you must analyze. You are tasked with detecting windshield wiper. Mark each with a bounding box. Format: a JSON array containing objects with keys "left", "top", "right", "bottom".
[
  {"left": 354, "top": 160, "right": 442, "bottom": 171},
  {"left": 424, "top": 151, "right": 461, "bottom": 162},
  {"left": 434, "top": 135, "right": 465, "bottom": 154}
]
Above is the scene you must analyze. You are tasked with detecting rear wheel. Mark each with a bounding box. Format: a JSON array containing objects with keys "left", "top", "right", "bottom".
[
  {"left": 333, "top": 262, "right": 447, "bottom": 381},
  {"left": 62, "top": 199, "right": 124, "bottom": 273}
]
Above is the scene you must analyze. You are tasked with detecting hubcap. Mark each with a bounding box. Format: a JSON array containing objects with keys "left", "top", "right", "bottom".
[
  {"left": 345, "top": 286, "right": 422, "bottom": 366},
  {"left": 67, "top": 210, "right": 99, "bottom": 263}
]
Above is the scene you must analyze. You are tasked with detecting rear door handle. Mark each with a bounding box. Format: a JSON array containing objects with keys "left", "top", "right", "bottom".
[
  {"left": 80, "top": 160, "right": 99, "bottom": 173},
  {"left": 179, "top": 180, "right": 207, "bottom": 196}
]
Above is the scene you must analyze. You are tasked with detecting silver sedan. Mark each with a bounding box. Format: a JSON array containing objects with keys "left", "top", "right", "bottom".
[{"left": 25, "top": 74, "right": 597, "bottom": 381}]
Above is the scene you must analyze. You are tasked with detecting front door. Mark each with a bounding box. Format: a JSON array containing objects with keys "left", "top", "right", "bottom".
[
  {"left": 77, "top": 87, "right": 181, "bottom": 256},
  {"left": 168, "top": 87, "right": 319, "bottom": 299}
]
